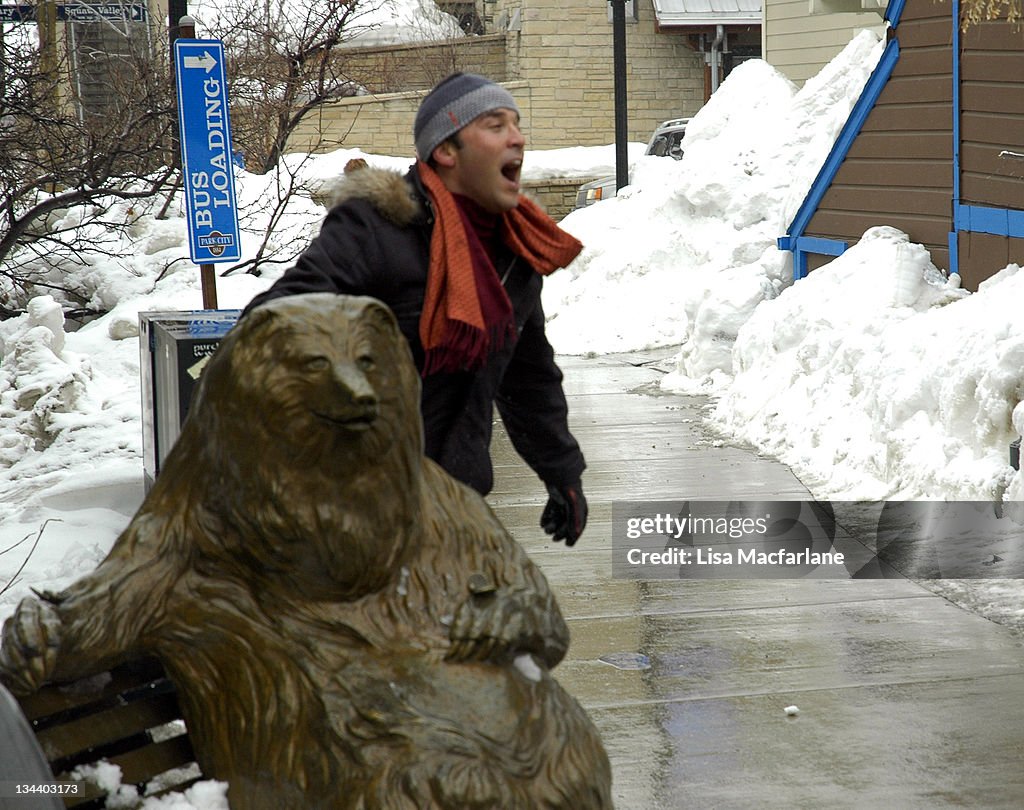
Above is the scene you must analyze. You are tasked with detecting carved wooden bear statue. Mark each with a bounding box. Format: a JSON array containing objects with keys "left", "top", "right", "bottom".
[{"left": 0, "top": 293, "right": 613, "bottom": 809}]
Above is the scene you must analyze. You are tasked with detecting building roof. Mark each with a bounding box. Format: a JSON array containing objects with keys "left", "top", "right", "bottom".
[{"left": 652, "top": 0, "right": 762, "bottom": 26}]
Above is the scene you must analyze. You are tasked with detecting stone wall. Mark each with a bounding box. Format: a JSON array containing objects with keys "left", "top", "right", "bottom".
[
  {"left": 290, "top": 80, "right": 531, "bottom": 158},
  {"left": 289, "top": 0, "right": 708, "bottom": 156},
  {"left": 523, "top": 176, "right": 597, "bottom": 221},
  {"left": 290, "top": 36, "right": 512, "bottom": 157},
  {"left": 494, "top": 0, "right": 706, "bottom": 147},
  {"left": 341, "top": 34, "right": 509, "bottom": 94},
  {"left": 309, "top": 172, "right": 597, "bottom": 221}
]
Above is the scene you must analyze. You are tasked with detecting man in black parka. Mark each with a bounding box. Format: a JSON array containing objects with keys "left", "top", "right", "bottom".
[{"left": 242, "top": 73, "right": 589, "bottom": 545}]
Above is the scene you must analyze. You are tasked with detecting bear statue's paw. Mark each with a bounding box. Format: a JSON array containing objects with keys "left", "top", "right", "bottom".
[{"left": 0, "top": 597, "right": 62, "bottom": 696}]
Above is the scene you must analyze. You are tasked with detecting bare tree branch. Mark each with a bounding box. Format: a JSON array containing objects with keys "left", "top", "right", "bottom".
[
  {"left": 0, "top": 18, "right": 177, "bottom": 295},
  {"left": 956, "top": 0, "right": 1022, "bottom": 28}
]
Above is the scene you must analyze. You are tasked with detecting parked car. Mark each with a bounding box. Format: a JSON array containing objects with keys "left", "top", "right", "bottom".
[{"left": 574, "top": 117, "right": 690, "bottom": 209}]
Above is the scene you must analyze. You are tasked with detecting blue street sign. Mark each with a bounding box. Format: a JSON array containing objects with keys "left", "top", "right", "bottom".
[
  {"left": 0, "top": 4, "right": 148, "bottom": 22},
  {"left": 173, "top": 39, "right": 241, "bottom": 264},
  {"left": 0, "top": 5, "right": 32, "bottom": 21},
  {"left": 63, "top": 3, "right": 148, "bottom": 22}
]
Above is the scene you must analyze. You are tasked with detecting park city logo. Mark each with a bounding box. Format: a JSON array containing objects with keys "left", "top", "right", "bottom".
[{"left": 197, "top": 230, "right": 235, "bottom": 257}]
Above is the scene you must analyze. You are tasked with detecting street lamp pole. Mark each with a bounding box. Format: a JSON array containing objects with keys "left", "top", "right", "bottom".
[
  {"left": 168, "top": 0, "right": 189, "bottom": 51},
  {"left": 611, "top": 0, "right": 628, "bottom": 193},
  {"left": 168, "top": 0, "right": 189, "bottom": 141}
]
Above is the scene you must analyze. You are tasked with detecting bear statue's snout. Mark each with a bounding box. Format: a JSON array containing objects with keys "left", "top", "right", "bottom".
[{"left": 325, "top": 361, "right": 379, "bottom": 429}]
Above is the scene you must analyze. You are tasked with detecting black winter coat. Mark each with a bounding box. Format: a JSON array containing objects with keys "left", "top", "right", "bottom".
[{"left": 243, "top": 164, "right": 586, "bottom": 496}]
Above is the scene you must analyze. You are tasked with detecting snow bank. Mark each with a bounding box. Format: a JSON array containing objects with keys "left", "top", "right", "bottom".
[
  {"left": 189, "top": 0, "right": 463, "bottom": 47},
  {"left": 544, "top": 30, "right": 886, "bottom": 369},
  {"left": 342, "top": 0, "right": 464, "bottom": 46},
  {"left": 0, "top": 297, "right": 97, "bottom": 470},
  {"left": 711, "top": 227, "right": 1024, "bottom": 500}
]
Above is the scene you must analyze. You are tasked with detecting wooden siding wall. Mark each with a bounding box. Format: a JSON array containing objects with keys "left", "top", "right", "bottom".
[
  {"left": 805, "top": 3, "right": 954, "bottom": 271},
  {"left": 957, "top": 15, "right": 1024, "bottom": 289},
  {"left": 764, "top": 0, "right": 885, "bottom": 85},
  {"left": 958, "top": 232, "right": 1024, "bottom": 288},
  {"left": 960, "top": 18, "right": 1024, "bottom": 210}
]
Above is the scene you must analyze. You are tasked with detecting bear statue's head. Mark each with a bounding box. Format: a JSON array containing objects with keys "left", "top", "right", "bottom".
[
  {"left": 197, "top": 293, "right": 422, "bottom": 468},
  {"left": 162, "top": 294, "right": 425, "bottom": 599}
]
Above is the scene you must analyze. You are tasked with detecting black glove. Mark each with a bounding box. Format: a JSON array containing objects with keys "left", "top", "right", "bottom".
[{"left": 540, "top": 481, "right": 588, "bottom": 546}]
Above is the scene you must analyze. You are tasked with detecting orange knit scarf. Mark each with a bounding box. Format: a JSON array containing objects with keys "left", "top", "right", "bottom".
[{"left": 417, "top": 160, "right": 583, "bottom": 375}]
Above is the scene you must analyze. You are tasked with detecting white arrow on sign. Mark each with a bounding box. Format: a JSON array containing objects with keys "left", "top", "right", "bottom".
[{"left": 182, "top": 51, "right": 217, "bottom": 72}]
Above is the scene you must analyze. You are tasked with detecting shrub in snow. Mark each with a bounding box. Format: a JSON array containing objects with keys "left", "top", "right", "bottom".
[{"left": 0, "top": 296, "right": 94, "bottom": 465}]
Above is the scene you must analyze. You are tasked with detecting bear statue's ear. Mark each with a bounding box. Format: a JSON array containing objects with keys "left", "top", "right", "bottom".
[
  {"left": 242, "top": 304, "right": 280, "bottom": 336},
  {"left": 359, "top": 298, "right": 400, "bottom": 334}
]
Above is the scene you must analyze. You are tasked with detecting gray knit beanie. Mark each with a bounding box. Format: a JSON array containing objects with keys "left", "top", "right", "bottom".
[{"left": 414, "top": 73, "right": 520, "bottom": 160}]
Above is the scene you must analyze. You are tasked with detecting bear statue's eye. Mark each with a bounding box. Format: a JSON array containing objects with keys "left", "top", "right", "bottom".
[
  {"left": 303, "top": 356, "right": 331, "bottom": 372},
  {"left": 357, "top": 353, "right": 375, "bottom": 372}
]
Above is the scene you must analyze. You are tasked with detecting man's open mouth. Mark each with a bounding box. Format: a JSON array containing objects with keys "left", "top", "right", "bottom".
[{"left": 501, "top": 159, "right": 522, "bottom": 183}]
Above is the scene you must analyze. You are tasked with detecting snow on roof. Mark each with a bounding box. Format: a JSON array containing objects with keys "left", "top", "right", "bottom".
[{"left": 652, "top": 0, "right": 761, "bottom": 26}]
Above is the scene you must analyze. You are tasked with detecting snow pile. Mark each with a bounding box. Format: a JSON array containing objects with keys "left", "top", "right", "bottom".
[
  {"left": 0, "top": 298, "right": 96, "bottom": 469},
  {"left": 0, "top": 174, "right": 318, "bottom": 322},
  {"left": 544, "top": 29, "right": 886, "bottom": 367},
  {"left": 285, "top": 142, "right": 648, "bottom": 209},
  {"left": 72, "top": 761, "right": 228, "bottom": 810},
  {"left": 340, "top": 0, "right": 464, "bottom": 45},
  {"left": 709, "top": 226, "right": 1009, "bottom": 499},
  {"left": 520, "top": 143, "right": 649, "bottom": 181},
  {"left": 189, "top": 0, "right": 463, "bottom": 47}
]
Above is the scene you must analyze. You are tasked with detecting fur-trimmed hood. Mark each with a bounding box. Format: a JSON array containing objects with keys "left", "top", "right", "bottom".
[{"left": 322, "top": 165, "right": 424, "bottom": 228}]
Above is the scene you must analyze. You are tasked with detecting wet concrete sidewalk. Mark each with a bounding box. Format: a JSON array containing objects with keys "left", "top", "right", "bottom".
[{"left": 487, "top": 350, "right": 1024, "bottom": 810}]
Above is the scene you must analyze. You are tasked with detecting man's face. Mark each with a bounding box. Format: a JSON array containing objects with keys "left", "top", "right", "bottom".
[{"left": 433, "top": 108, "right": 525, "bottom": 214}]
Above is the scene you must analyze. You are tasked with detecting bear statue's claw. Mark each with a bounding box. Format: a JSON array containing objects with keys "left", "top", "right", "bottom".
[{"left": 0, "top": 597, "right": 61, "bottom": 696}]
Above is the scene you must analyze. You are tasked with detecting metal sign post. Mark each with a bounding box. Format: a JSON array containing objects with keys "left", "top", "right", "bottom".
[{"left": 173, "top": 35, "right": 240, "bottom": 309}]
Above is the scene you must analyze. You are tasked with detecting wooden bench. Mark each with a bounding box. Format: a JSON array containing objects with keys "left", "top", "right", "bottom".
[{"left": 9, "top": 658, "right": 202, "bottom": 809}]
